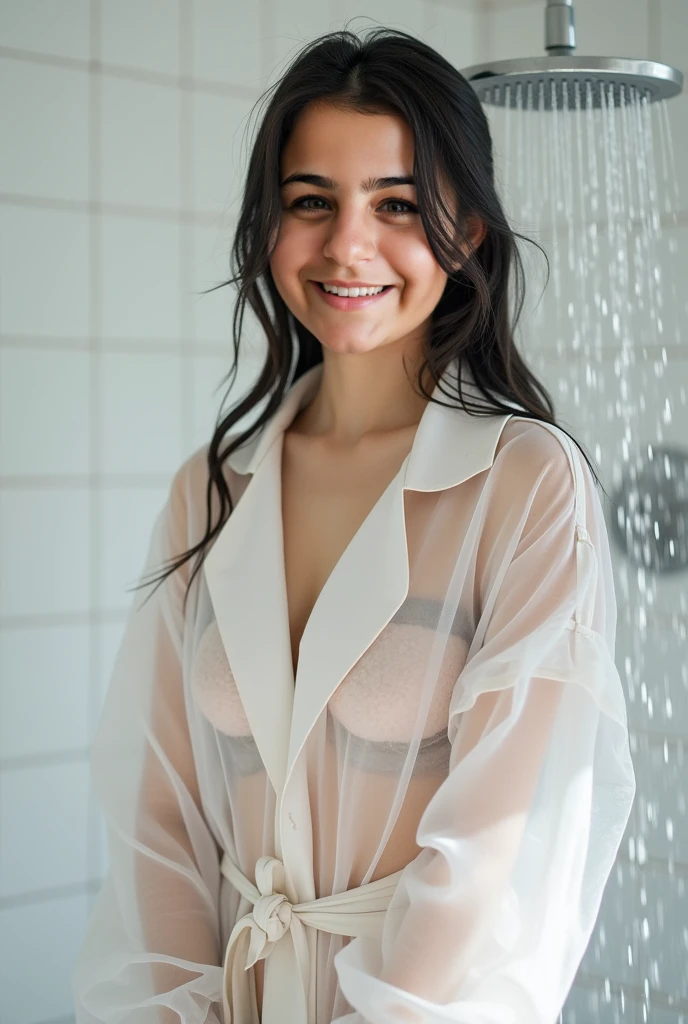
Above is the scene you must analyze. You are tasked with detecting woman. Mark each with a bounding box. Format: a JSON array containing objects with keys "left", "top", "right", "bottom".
[{"left": 73, "top": 26, "right": 636, "bottom": 1024}]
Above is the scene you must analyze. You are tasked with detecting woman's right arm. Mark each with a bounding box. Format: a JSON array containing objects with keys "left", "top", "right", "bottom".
[{"left": 72, "top": 460, "right": 225, "bottom": 1023}]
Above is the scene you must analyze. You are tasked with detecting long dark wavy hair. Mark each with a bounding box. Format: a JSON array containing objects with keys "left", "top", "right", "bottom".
[{"left": 136, "top": 24, "right": 605, "bottom": 612}]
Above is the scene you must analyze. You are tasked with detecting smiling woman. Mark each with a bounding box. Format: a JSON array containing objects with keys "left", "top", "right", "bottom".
[{"left": 72, "top": 24, "right": 635, "bottom": 1024}]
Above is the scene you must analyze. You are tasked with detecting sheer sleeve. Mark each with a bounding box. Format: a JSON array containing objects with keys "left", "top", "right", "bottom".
[
  {"left": 72, "top": 462, "right": 225, "bottom": 1023},
  {"left": 332, "top": 426, "right": 637, "bottom": 1024}
]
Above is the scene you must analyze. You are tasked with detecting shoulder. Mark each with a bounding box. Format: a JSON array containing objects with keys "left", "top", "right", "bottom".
[
  {"left": 157, "top": 443, "right": 217, "bottom": 568},
  {"left": 485, "top": 415, "right": 595, "bottom": 535},
  {"left": 493, "top": 415, "right": 585, "bottom": 495},
  {"left": 496, "top": 415, "right": 578, "bottom": 471},
  {"left": 165, "top": 437, "right": 245, "bottom": 546},
  {"left": 167, "top": 443, "right": 210, "bottom": 523}
]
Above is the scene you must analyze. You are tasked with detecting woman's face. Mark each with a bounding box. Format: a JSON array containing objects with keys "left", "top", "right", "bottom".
[{"left": 269, "top": 101, "right": 459, "bottom": 359}]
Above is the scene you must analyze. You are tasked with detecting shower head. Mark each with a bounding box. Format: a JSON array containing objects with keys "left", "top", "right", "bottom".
[
  {"left": 460, "top": 0, "right": 683, "bottom": 110},
  {"left": 461, "top": 56, "right": 683, "bottom": 110}
]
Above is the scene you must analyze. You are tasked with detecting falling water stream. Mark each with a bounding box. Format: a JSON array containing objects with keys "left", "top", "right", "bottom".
[{"left": 485, "top": 84, "right": 687, "bottom": 1024}]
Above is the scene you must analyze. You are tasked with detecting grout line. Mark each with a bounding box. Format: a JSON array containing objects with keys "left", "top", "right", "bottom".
[
  {"left": 180, "top": 0, "right": 196, "bottom": 458},
  {"left": 0, "top": 474, "right": 176, "bottom": 488},
  {"left": 0, "top": 876, "right": 103, "bottom": 912},
  {"left": 0, "top": 609, "right": 129, "bottom": 628},
  {"left": 86, "top": 0, "right": 104, "bottom": 901},
  {"left": 481, "top": 0, "right": 543, "bottom": 9},
  {"left": 1, "top": 748, "right": 90, "bottom": 772},
  {"left": 0, "top": 44, "right": 260, "bottom": 100},
  {"left": 0, "top": 190, "right": 239, "bottom": 226},
  {"left": 425, "top": 0, "right": 482, "bottom": 10},
  {"left": 0, "top": 336, "right": 234, "bottom": 355}
]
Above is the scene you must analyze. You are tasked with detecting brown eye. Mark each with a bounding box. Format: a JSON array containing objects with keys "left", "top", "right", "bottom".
[
  {"left": 380, "top": 199, "right": 418, "bottom": 216},
  {"left": 289, "top": 195, "right": 418, "bottom": 216},
  {"left": 290, "top": 195, "right": 330, "bottom": 211}
]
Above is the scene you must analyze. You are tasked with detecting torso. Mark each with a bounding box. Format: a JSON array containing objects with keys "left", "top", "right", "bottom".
[{"left": 281, "top": 421, "right": 420, "bottom": 679}]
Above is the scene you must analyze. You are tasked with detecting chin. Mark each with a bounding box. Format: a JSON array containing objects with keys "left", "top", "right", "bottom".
[{"left": 319, "top": 337, "right": 391, "bottom": 357}]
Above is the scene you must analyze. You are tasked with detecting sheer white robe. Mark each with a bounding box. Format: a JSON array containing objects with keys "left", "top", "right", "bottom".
[{"left": 72, "top": 358, "right": 636, "bottom": 1024}]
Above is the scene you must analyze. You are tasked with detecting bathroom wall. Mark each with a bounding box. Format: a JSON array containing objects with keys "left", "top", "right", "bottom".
[
  {"left": 0, "top": 2, "right": 478, "bottom": 1021},
  {"left": 0, "top": 1, "right": 685, "bottom": 1022}
]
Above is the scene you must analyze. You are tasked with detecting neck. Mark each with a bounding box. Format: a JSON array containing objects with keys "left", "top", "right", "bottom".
[{"left": 293, "top": 344, "right": 432, "bottom": 446}]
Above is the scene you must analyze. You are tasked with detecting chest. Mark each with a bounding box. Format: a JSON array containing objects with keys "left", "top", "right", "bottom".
[{"left": 280, "top": 430, "right": 416, "bottom": 677}]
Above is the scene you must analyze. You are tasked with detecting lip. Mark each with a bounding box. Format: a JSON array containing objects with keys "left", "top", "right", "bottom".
[{"left": 309, "top": 280, "right": 394, "bottom": 311}]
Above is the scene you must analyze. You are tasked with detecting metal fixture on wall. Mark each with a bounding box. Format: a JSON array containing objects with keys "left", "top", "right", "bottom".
[
  {"left": 459, "top": 0, "right": 683, "bottom": 109},
  {"left": 611, "top": 445, "right": 688, "bottom": 574}
]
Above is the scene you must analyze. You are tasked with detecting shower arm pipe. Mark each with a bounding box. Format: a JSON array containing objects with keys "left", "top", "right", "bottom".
[{"left": 546, "top": 0, "right": 576, "bottom": 56}]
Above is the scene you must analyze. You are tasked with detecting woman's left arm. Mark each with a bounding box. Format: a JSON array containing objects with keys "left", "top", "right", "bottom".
[{"left": 332, "top": 428, "right": 637, "bottom": 1024}]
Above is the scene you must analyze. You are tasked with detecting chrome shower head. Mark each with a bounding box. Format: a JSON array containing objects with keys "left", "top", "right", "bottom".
[
  {"left": 461, "top": 56, "right": 683, "bottom": 110},
  {"left": 460, "top": 0, "right": 683, "bottom": 110}
]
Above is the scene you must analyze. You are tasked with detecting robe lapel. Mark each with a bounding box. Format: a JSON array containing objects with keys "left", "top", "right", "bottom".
[
  {"left": 203, "top": 358, "right": 520, "bottom": 799},
  {"left": 286, "top": 455, "right": 410, "bottom": 783},
  {"left": 203, "top": 368, "right": 324, "bottom": 798},
  {"left": 203, "top": 436, "right": 293, "bottom": 797}
]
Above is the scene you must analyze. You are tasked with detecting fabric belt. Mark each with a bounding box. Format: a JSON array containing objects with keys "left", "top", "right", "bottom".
[{"left": 220, "top": 851, "right": 404, "bottom": 1023}]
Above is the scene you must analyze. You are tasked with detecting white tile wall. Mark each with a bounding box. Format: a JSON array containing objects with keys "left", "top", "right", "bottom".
[
  {"left": 190, "top": 351, "right": 239, "bottom": 450},
  {"left": 100, "top": 214, "right": 183, "bottom": 341},
  {"left": 0, "top": 59, "right": 90, "bottom": 201},
  {"left": 99, "top": 350, "right": 184, "bottom": 475},
  {"left": 190, "top": 89, "right": 254, "bottom": 215},
  {"left": 658, "top": 0, "right": 688, "bottom": 71},
  {"left": 0, "top": 488, "right": 91, "bottom": 618},
  {"left": 191, "top": 221, "right": 239, "bottom": 346},
  {"left": 0, "top": 1, "right": 684, "bottom": 1022},
  {"left": 0, "top": 0, "right": 91, "bottom": 61},
  {"left": 337, "top": 0, "right": 426, "bottom": 40},
  {"left": 98, "top": 486, "right": 170, "bottom": 609},
  {"left": 100, "top": 0, "right": 181, "bottom": 76},
  {"left": 424, "top": 4, "right": 480, "bottom": 71},
  {"left": 0, "top": 893, "right": 91, "bottom": 1024},
  {"left": 0, "top": 348, "right": 92, "bottom": 477},
  {"left": 192, "top": 0, "right": 263, "bottom": 87},
  {"left": 0, "top": 761, "right": 90, "bottom": 898},
  {"left": 483, "top": 1, "right": 544, "bottom": 61},
  {"left": 571, "top": 0, "right": 649, "bottom": 58},
  {"left": 271, "top": 0, "right": 341, "bottom": 73},
  {"left": 0, "top": 206, "right": 92, "bottom": 341},
  {"left": 0, "top": 624, "right": 91, "bottom": 758},
  {"left": 100, "top": 76, "right": 182, "bottom": 210}
]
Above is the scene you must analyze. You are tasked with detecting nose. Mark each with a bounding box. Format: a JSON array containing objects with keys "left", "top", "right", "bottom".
[{"left": 321, "top": 205, "right": 377, "bottom": 267}]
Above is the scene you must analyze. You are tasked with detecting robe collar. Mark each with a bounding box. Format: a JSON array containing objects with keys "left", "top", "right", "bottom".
[
  {"left": 203, "top": 357, "right": 524, "bottom": 800},
  {"left": 220, "top": 357, "right": 521, "bottom": 489}
]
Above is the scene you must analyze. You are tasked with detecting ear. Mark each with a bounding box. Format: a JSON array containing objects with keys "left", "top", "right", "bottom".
[
  {"left": 462, "top": 214, "right": 487, "bottom": 256},
  {"left": 447, "top": 215, "right": 486, "bottom": 275}
]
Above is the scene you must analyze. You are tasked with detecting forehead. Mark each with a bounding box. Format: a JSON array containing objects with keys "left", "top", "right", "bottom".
[{"left": 281, "top": 102, "right": 415, "bottom": 175}]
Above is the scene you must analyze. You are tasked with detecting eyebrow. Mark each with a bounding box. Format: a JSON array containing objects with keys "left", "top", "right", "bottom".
[{"left": 279, "top": 173, "right": 415, "bottom": 192}]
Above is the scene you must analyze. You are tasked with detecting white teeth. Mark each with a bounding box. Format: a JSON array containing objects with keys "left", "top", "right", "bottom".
[{"left": 321, "top": 283, "right": 385, "bottom": 297}]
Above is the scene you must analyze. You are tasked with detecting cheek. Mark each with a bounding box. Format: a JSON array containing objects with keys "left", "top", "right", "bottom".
[
  {"left": 391, "top": 241, "right": 446, "bottom": 303},
  {"left": 270, "top": 226, "right": 311, "bottom": 285}
]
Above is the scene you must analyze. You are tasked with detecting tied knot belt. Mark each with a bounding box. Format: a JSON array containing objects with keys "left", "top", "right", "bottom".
[{"left": 220, "top": 851, "right": 404, "bottom": 1023}]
